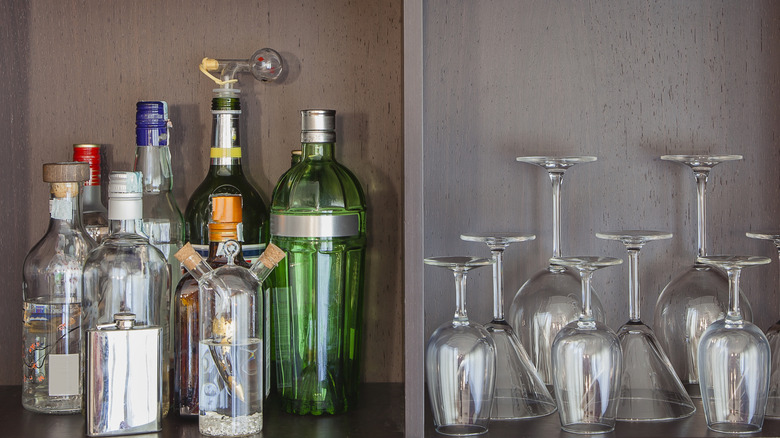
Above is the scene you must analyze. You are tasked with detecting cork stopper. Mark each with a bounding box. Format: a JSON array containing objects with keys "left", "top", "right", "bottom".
[
  {"left": 43, "top": 162, "right": 90, "bottom": 198},
  {"left": 258, "top": 243, "right": 286, "bottom": 269},
  {"left": 175, "top": 243, "right": 205, "bottom": 272},
  {"left": 209, "top": 195, "right": 243, "bottom": 241}
]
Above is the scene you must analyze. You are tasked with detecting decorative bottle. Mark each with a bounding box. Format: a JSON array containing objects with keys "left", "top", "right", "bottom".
[
  {"left": 81, "top": 171, "right": 171, "bottom": 415},
  {"left": 73, "top": 144, "right": 109, "bottom": 243},
  {"left": 184, "top": 89, "right": 268, "bottom": 264},
  {"left": 175, "top": 242, "right": 284, "bottom": 436},
  {"left": 22, "top": 162, "right": 94, "bottom": 414},
  {"left": 269, "top": 109, "right": 367, "bottom": 415},
  {"left": 175, "top": 194, "right": 250, "bottom": 416}
]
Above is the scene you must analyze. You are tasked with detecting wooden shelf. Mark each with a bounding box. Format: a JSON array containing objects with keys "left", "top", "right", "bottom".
[{"left": 0, "top": 383, "right": 404, "bottom": 437}]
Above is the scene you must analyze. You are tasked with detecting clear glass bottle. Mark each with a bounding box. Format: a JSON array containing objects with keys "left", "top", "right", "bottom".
[
  {"left": 22, "top": 162, "right": 94, "bottom": 414},
  {"left": 82, "top": 171, "right": 171, "bottom": 415},
  {"left": 73, "top": 144, "right": 109, "bottom": 243},
  {"left": 184, "top": 89, "right": 269, "bottom": 264},
  {"left": 175, "top": 195, "right": 250, "bottom": 417},
  {"left": 269, "top": 109, "right": 367, "bottom": 415},
  {"left": 175, "top": 241, "right": 284, "bottom": 436}
]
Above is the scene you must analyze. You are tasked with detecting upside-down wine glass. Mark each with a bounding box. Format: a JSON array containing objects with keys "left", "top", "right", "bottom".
[
  {"left": 745, "top": 231, "right": 780, "bottom": 418},
  {"left": 425, "top": 256, "right": 496, "bottom": 436},
  {"left": 653, "top": 154, "right": 752, "bottom": 398},
  {"left": 550, "top": 256, "right": 622, "bottom": 434},
  {"left": 508, "top": 156, "right": 605, "bottom": 387},
  {"left": 461, "top": 233, "right": 556, "bottom": 420},
  {"left": 698, "top": 255, "right": 770, "bottom": 434},
  {"left": 597, "top": 230, "right": 695, "bottom": 422}
]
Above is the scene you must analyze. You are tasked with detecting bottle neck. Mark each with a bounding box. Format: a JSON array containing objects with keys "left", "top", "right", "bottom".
[
  {"left": 135, "top": 140, "right": 174, "bottom": 195},
  {"left": 48, "top": 184, "right": 84, "bottom": 229},
  {"left": 301, "top": 142, "right": 335, "bottom": 161},
  {"left": 82, "top": 185, "right": 106, "bottom": 213},
  {"left": 107, "top": 198, "right": 143, "bottom": 235},
  {"left": 210, "top": 110, "right": 244, "bottom": 172}
]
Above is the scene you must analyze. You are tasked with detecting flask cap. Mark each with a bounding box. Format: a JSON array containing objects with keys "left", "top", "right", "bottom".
[
  {"left": 73, "top": 144, "right": 102, "bottom": 186},
  {"left": 301, "top": 109, "right": 336, "bottom": 143},
  {"left": 108, "top": 171, "right": 143, "bottom": 220},
  {"left": 136, "top": 101, "right": 169, "bottom": 146}
]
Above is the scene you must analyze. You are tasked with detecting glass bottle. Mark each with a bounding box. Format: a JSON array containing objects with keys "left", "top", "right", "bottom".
[
  {"left": 175, "top": 194, "right": 250, "bottom": 417},
  {"left": 270, "top": 109, "right": 367, "bottom": 415},
  {"left": 185, "top": 89, "right": 269, "bottom": 264},
  {"left": 22, "top": 162, "right": 94, "bottom": 414},
  {"left": 175, "top": 241, "right": 284, "bottom": 436},
  {"left": 290, "top": 149, "right": 302, "bottom": 167},
  {"left": 73, "top": 144, "right": 109, "bottom": 243},
  {"left": 82, "top": 171, "right": 171, "bottom": 415}
]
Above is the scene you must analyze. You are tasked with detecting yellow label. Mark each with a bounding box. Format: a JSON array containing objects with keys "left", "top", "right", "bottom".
[{"left": 210, "top": 147, "right": 242, "bottom": 159}]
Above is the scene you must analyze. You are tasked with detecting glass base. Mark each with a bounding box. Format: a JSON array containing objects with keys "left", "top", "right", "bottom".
[
  {"left": 491, "top": 396, "right": 557, "bottom": 420},
  {"left": 617, "top": 397, "right": 695, "bottom": 422},
  {"left": 22, "top": 394, "right": 81, "bottom": 415},
  {"left": 435, "top": 424, "right": 488, "bottom": 436},
  {"left": 707, "top": 422, "right": 761, "bottom": 434},
  {"left": 561, "top": 423, "right": 615, "bottom": 434}
]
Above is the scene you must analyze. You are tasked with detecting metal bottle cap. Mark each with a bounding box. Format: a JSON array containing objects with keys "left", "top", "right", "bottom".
[
  {"left": 86, "top": 313, "right": 162, "bottom": 437},
  {"left": 301, "top": 109, "right": 336, "bottom": 143}
]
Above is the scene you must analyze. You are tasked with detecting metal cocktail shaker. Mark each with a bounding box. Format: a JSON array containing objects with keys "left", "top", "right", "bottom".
[{"left": 86, "top": 313, "right": 162, "bottom": 436}]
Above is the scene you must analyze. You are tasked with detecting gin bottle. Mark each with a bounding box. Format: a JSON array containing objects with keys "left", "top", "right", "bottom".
[
  {"left": 82, "top": 171, "right": 171, "bottom": 415},
  {"left": 175, "top": 242, "right": 284, "bottom": 436},
  {"left": 22, "top": 162, "right": 94, "bottom": 414},
  {"left": 73, "top": 144, "right": 108, "bottom": 243},
  {"left": 270, "top": 109, "right": 367, "bottom": 415},
  {"left": 184, "top": 89, "right": 268, "bottom": 264},
  {"left": 175, "top": 194, "right": 250, "bottom": 416}
]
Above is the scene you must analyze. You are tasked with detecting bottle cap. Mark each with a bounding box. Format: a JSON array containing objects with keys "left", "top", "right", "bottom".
[
  {"left": 43, "top": 162, "right": 90, "bottom": 183},
  {"left": 136, "top": 101, "right": 169, "bottom": 146},
  {"left": 73, "top": 144, "right": 102, "bottom": 186},
  {"left": 209, "top": 195, "right": 243, "bottom": 241},
  {"left": 301, "top": 109, "right": 336, "bottom": 143},
  {"left": 108, "top": 171, "right": 142, "bottom": 199}
]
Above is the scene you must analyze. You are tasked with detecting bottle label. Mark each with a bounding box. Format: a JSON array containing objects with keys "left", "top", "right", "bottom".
[
  {"left": 270, "top": 214, "right": 360, "bottom": 238},
  {"left": 49, "top": 199, "right": 73, "bottom": 221},
  {"left": 210, "top": 148, "right": 242, "bottom": 159},
  {"left": 48, "top": 353, "right": 80, "bottom": 396}
]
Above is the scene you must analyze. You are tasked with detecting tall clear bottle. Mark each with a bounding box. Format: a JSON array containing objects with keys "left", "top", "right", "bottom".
[
  {"left": 184, "top": 89, "right": 268, "bottom": 264},
  {"left": 270, "top": 109, "right": 367, "bottom": 415},
  {"left": 175, "top": 242, "right": 284, "bottom": 436},
  {"left": 73, "top": 144, "right": 109, "bottom": 243},
  {"left": 82, "top": 171, "right": 171, "bottom": 415},
  {"left": 22, "top": 162, "right": 94, "bottom": 414},
  {"left": 175, "top": 195, "right": 250, "bottom": 417}
]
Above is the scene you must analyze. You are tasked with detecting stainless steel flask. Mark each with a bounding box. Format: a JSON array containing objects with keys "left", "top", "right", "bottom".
[{"left": 86, "top": 313, "right": 162, "bottom": 436}]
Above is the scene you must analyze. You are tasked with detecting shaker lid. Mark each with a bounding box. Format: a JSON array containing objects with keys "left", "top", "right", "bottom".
[{"left": 43, "top": 162, "right": 90, "bottom": 183}]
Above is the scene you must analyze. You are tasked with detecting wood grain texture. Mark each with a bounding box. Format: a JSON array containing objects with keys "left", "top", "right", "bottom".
[
  {"left": 422, "top": 0, "right": 780, "bottom": 338},
  {"left": 3, "top": 0, "right": 403, "bottom": 386}
]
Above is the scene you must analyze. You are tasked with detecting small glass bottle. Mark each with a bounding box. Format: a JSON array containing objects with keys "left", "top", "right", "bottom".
[
  {"left": 290, "top": 149, "right": 302, "bottom": 167},
  {"left": 82, "top": 171, "right": 171, "bottom": 415},
  {"left": 73, "top": 144, "right": 109, "bottom": 243},
  {"left": 185, "top": 89, "right": 269, "bottom": 264},
  {"left": 175, "top": 194, "right": 250, "bottom": 417},
  {"left": 270, "top": 109, "right": 367, "bottom": 415},
  {"left": 22, "top": 162, "right": 94, "bottom": 414},
  {"left": 175, "top": 241, "right": 284, "bottom": 436}
]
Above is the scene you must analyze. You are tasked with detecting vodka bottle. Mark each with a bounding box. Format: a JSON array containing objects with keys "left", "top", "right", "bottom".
[
  {"left": 73, "top": 144, "right": 109, "bottom": 243},
  {"left": 270, "top": 109, "right": 367, "bottom": 415},
  {"left": 82, "top": 171, "right": 171, "bottom": 415},
  {"left": 184, "top": 89, "right": 268, "bottom": 264},
  {"left": 22, "top": 162, "right": 94, "bottom": 413},
  {"left": 175, "top": 242, "right": 284, "bottom": 436}
]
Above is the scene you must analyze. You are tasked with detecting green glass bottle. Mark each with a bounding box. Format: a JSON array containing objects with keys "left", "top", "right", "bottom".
[
  {"left": 185, "top": 89, "right": 268, "bottom": 264},
  {"left": 270, "top": 109, "right": 366, "bottom": 415}
]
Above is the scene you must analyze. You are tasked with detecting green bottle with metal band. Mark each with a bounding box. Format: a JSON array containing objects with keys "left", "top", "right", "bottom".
[{"left": 270, "top": 109, "right": 366, "bottom": 415}]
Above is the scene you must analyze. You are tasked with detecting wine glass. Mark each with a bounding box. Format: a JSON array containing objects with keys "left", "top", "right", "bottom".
[
  {"left": 425, "top": 256, "right": 496, "bottom": 435},
  {"left": 597, "top": 230, "right": 695, "bottom": 422},
  {"left": 508, "top": 156, "right": 604, "bottom": 387},
  {"left": 550, "top": 256, "right": 622, "bottom": 434},
  {"left": 745, "top": 231, "right": 780, "bottom": 418},
  {"left": 653, "top": 154, "right": 752, "bottom": 398},
  {"left": 461, "top": 233, "right": 556, "bottom": 420},
  {"left": 698, "top": 255, "right": 771, "bottom": 434}
]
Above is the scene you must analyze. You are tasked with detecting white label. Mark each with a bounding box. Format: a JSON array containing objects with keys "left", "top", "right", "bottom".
[
  {"left": 48, "top": 353, "right": 80, "bottom": 396},
  {"left": 50, "top": 199, "right": 73, "bottom": 221}
]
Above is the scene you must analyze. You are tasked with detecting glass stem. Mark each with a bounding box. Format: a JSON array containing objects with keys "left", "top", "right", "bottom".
[
  {"left": 694, "top": 171, "right": 709, "bottom": 259},
  {"left": 453, "top": 268, "right": 469, "bottom": 324},
  {"left": 628, "top": 246, "right": 641, "bottom": 322},
  {"left": 549, "top": 171, "right": 564, "bottom": 258},
  {"left": 726, "top": 267, "right": 742, "bottom": 320},
  {"left": 580, "top": 270, "right": 593, "bottom": 320},
  {"left": 491, "top": 248, "right": 504, "bottom": 321}
]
